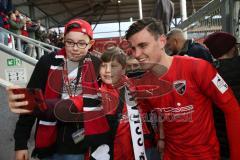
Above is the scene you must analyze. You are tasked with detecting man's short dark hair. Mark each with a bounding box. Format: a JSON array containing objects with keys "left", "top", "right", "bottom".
[{"left": 125, "top": 17, "right": 165, "bottom": 40}]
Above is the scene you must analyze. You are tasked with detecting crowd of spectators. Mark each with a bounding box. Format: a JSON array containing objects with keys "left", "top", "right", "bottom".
[{"left": 0, "top": 3, "right": 64, "bottom": 58}]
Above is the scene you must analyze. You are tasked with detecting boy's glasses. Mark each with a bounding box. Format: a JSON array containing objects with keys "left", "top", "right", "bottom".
[{"left": 65, "top": 40, "right": 89, "bottom": 49}]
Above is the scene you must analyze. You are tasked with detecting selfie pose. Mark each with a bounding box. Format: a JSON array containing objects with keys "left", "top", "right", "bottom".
[{"left": 7, "top": 19, "right": 110, "bottom": 160}]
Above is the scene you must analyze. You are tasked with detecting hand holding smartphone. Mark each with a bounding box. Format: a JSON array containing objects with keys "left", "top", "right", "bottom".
[{"left": 11, "top": 88, "right": 47, "bottom": 111}]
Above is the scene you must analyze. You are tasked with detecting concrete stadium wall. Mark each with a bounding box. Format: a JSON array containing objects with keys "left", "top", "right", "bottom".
[{"left": 0, "top": 86, "right": 36, "bottom": 160}]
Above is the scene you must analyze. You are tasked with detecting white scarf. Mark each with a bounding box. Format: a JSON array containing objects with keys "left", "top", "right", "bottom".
[{"left": 125, "top": 86, "right": 147, "bottom": 160}]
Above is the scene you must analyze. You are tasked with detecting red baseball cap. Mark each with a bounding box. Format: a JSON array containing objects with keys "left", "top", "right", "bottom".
[{"left": 64, "top": 19, "right": 93, "bottom": 39}]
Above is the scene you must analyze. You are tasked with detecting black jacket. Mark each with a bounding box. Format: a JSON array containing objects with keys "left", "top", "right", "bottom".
[
  {"left": 213, "top": 56, "right": 240, "bottom": 158},
  {"left": 179, "top": 39, "right": 213, "bottom": 63},
  {"left": 215, "top": 56, "right": 240, "bottom": 101}
]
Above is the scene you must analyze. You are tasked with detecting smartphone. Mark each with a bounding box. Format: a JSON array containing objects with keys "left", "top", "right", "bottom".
[{"left": 11, "top": 88, "right": 47, "bottom": 111}]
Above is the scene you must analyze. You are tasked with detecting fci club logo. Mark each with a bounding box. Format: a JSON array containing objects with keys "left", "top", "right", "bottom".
[{"left": 173, "top": 80, "right": 186, "bottom": 95}]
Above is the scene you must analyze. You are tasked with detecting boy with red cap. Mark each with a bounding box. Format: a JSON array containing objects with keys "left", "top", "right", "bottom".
[{"left": 7, "top": 19, "right": 110, "bottom": 160}]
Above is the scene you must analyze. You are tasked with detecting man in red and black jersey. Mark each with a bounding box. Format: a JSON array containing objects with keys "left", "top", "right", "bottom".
[{"left": 125, "top": 17, "right": 240, "bottom": 160}]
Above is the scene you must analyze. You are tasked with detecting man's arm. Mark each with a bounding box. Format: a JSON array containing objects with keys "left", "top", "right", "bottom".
[
  {"left": 8, "top": 19, "right": 24, "bottom": 30},
  {"left": 193, "top": 60, "right": 240, "bottom": 160},
  {"left": 221, "top": 101, "right": 240, "bottom": 160}
]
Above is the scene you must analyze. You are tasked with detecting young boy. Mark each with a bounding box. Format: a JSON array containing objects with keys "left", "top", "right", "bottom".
[
  {"left": 7, "top": 18, "right": 109, "bottom": 160},
  {"left": 99, "top": 46, "right": 161, "bottom": 160},
  {"left": 99, "top": 46, "right": 144, "bottom": 160}
]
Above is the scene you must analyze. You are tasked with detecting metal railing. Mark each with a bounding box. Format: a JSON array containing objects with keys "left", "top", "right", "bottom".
[
  {"left": 176, "top": 0, "right": 240, "bottom": 41},
  {"left": 176, "top": 0, "right": 223, "bottom": 39},
  {"left": 0, "top": 27, "right": 60, "bottom": 59},
  {"left": 0, "top": 43, "right": 37, "bottom": 66},
  {"left": 177, "top": 0, "right": 222, "bottom": 30}
]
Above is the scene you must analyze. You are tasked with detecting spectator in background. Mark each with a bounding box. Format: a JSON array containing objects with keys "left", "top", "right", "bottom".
[
  {"left": 20, "top": 16, "right": 30, "bottom": 54},
  {"left": 21, "top": 18, "right": 28, "bottom": 37},
  {"left": 8, "top": 11, "right": 24, "bottom": 35},
  {"left": 56, "top": 32, "right": 64, "bottom": 48},
  {"left": 0, "top": 11, "right": 6, "bottom": 28},
  {"left": 24, "top": 18, "right": 40, "bottom": 58},
  {"left": 165, "top": 28, "right": 213, "bottom": 63},
  {"left": 153, "top": 0, "right": 174, "bottom": 34},
  {"left": 0, "top": 11, "right": 9, "bottom": 45},
  {"left": 8, "top": 11, "right": 25, "bottom": 50},
  {"left": 35, "top": 19, "right": 43, "bottom": 41},
  {"left": 204, "top": 32, "right": 240, "bottom": 160},
  {"left": 34, "top": 19, "right": 44, "bottom": 59},
  {"left": 26, "top": 18, "right": 40, "bottom": 40},
  {"left": 204, "top": 31, "right": 240, "bottom": 102},
  {"left": 43, "top": 30, "right": 51, "bottom": 44},
  {"left": 13, "top": 9, "right": 21, "bottom": 22}
]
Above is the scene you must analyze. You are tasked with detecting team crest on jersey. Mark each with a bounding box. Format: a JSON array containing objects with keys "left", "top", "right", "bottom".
[{"left": 173, "top": 80, "right": 186, "bottom": 95}]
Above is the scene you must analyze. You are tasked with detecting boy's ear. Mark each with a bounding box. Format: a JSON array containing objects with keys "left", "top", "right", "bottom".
[
  {"left": 89, "top": 40, "right": 95, "bottom": 46},
  {"left": 88, "top": 40, "right": 95, "bottom": 49}
]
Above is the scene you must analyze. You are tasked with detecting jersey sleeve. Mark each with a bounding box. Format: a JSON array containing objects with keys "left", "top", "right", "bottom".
[{"left": 192, "top": 60, "right": 240, "bottom": 160}]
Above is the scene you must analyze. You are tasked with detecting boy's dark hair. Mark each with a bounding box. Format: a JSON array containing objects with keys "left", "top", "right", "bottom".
[
  {"left": 13, "top": 9, "right": 18, "bottom": 13},
  {"left": 7, "top": 11, "right": 14, "bottom": 18},
  {"left": 101, "top": 46, "right": 126, "bottom": 68},
  {"left": 125, "top": 17, "right": 165, "bottom": 40}
]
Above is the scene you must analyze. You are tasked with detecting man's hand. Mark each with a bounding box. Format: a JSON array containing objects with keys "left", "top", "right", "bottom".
[
  {"left": 6, "top": 86, "right": 32, "bottom": 114},
  {"left": 157, "top": 139, "right": 165, "bottom": 159},
  {"left": 157, "top": 139, "right": 165, "bottom": 153},
  {"left": 15, "top": 150, "right": 29, "bottom": 160}
]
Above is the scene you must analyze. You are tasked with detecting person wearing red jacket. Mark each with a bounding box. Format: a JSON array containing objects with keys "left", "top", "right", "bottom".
[
  {"left": 125, "top": 17, "right": 240, "bottom": 160},
  {"left": 0, "top": 11, "right": 9, "bottom": 45}
]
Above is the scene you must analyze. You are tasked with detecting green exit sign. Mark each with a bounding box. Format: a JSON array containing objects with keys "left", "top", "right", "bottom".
[{"left": 7, "top": 58, "right": 22, "bottom": 66}]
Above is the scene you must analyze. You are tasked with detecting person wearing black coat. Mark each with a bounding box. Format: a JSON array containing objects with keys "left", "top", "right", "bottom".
[
  {"left": 166, "top": 28, "right": 213, "bottom": 63},
  {"left": 204, "top": 31, "right": 240, "bottom": 159}
]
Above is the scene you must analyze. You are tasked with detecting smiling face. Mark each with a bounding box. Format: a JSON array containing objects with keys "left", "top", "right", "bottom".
[
  {"left": 64, "top": 31, "right": 94, "bottom": 61},
  {"left": 9, "top": 12, "right": 16, "bottom": 21},
  {"left": 128, "top": 28, "right": 166, "bottom": 70},
  {"left": 100, "top": 59, "right": 125, "bottom": 85}
]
